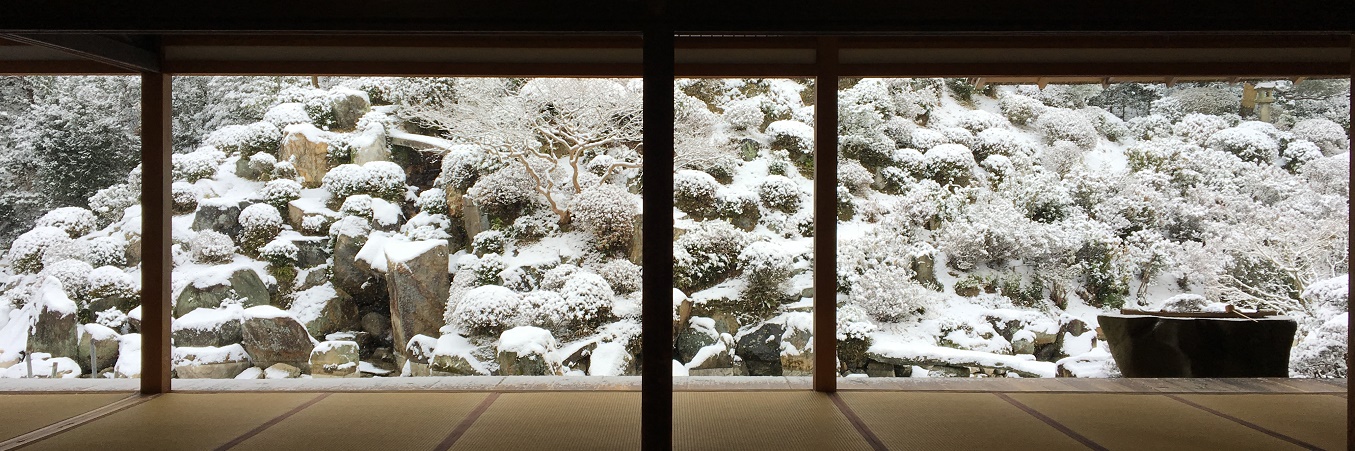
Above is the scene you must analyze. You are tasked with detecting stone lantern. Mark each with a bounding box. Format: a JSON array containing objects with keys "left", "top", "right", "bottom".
[{"left": 1254, "top": 81, "right": 1277, "bottom": 123}]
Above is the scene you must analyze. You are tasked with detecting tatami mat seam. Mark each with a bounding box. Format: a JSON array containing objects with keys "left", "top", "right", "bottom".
[
  {"left": 993, "top": 393, "right": 1107, "bottom": 451},
  {"left": 434, "top": 392, "right": 500, "bottom": 451},
  {"left": 828, "top": 393, "right": 889, "bottom": 451},
  {"left": 1, "top": 394, "right": 157, "bottom": 451},
  {"left": 215, "top": 393, "right": 331, "bottom": 451},
  {"left": 1164, "top": 394, "right": 1325, "bottom": 451}
]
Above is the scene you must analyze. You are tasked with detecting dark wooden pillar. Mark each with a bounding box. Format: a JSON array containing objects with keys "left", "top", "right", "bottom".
[
  {"left": 140, "top": 72, "right": 172, "bottom": 394},
  {"left": 641, "top": 4, "right": 675, "bottom": 450},
  {"left": 813, "top": 36, "right": 839, "bottom": 393},
  {"left": 1346, "top": 32, "right": 1353, "bottom": 448}
]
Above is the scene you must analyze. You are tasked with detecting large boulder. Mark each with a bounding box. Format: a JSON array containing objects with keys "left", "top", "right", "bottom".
[
  {"left": 676, "top": 317, "right": 720, "bottom": 363},
  {"left": 735, "top": 322, "right": 785, "bottom": 376},
  {"left": 288, "top": 236, "right": 331, "bottom": 268},
  {"left": 280, "top": 124, "right": 333, "bottom": 188},
  {"left": 174, "top": 267, "right": 270, "bottom": 318},
  {"left": 496, "top": 326, "right": 559, "bottom": 376},
  {"left": 172, "top": 344, "right": 252, "bottom": 379},
  {"left": 286, "top": 198, "right": 340, "bottom": 234},
  {"left": 1099, "top": 313, "right": 1298, "bottom": 377},
  {"left": 29, "top": 278, "right": 80, "bottom": 363},
  {"left": 329, "top": 88, "right": 371, "bottom": 130},
  {"left": 330, "top": 218, "right": 387, "bottom": 311},
  {"left": 383, "top": 240, "right": 449, "bottom": 359},
  {"left": 351, "top": 123, "right": 390, "bottom": 165},
  {"left": 191, "top": 199, "right": 246, "bottom": 237},
  {"left": 290, "top": 284, "right": 358, "bottom": 340},
  {"left": 172, "top": 306, "right": 244, "bottom": 347},
  {"left": 78, "top": 324, "right": 121, "bottom": 374},
  {"left": 240, "top": 306, "right": 316, "bottom": 371},
  {"left": 430, "top": 333, "right": 490, "bottom": 376},
  {"left": 309, "top": 340, "right": 360, "bottom": 378},
  {"left": 780, "top": 314, "right": 815, "bottom": 377}
]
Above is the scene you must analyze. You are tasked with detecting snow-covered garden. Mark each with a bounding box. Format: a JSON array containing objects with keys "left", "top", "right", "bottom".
[{"left": 0, "top": 75, "right": 1346, "bottom": 380}]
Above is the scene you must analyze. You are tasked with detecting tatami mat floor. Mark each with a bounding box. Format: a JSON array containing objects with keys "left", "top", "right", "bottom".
[{"left": 0, "top": 379, "right": 1345, "bottom": 450}]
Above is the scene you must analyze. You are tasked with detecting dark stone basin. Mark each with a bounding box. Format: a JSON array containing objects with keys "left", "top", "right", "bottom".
[{"left": 1098, "top": 313, "right": 1297, "bottom": 378}]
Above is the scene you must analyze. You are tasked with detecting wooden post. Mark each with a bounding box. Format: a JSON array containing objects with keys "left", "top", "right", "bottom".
[
  {"left": 813, "top": 36, "right": 839, "bottom": 393},
  {"left": 140, "top": 72, "right": 172, "bottom": 394},
  {"left": 1346, "top": 32, "right": 1352, "bottom": 450},
  {"left": 641, "top": 4, "right": 674, "bottom": 450}
]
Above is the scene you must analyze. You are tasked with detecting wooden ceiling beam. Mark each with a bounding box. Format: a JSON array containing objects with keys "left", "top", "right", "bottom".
[{"left": 1, "top": 34, "right": 159, "bottom": 72}]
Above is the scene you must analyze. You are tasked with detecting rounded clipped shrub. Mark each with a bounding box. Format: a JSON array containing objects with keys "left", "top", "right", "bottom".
[
  {"left": 40, "top": 259, "right": 94, "bottom": 300},
  {"left": 417, "top": 188, "right": 448, "bottom": 215},
  {"left": 36, "top": 207, "right": 97, "bottom": 238},
  {"left": 189, "top": 230, "right": 235, "bottom": 264},
  {"left": 570, "top": 183, "right": 638, "bottom": 251},
  {"left": 1291, "top": 118, "right": 1349, "bottom": 154},
  {"left": 87, "top": 266, "right": 137, "bottom": 300},
  {"left": 541, "top": 264, "right": 580, "bottom": 291},
  {"left": 452, "top": 284, "right": 523, "bottom": 335},
  {"left": 1205, "top": 127, "right": 1280, "bottom": 163},
  {"left": 7, "top": 227, "right": 72, "bottom": 273},
  {"left": 172, "top": 148, "right": 225, "bottom": 182},
  {"left": 999, "top": 93, "right": 1045, "bottom": 125},
  {"left": 87, "top": 236, "right": 127, "bottom": 267},
  {"left": 205, "top": 121, "right": 282, "bottom": 157},
  {"left": 259, "top": 239, "right": 299, "bottom": 267},
  {"left": 1034, "top": 109, "right": 1098, "bottom": 149},
  {"left": 674, "top": 170, "right": 721, "bottom": 218},
  {"left": 239, "top": 203, "right": 284, "bottom": 255},
  {"left": 758, "top": 175, "right": 802, "bottom": 213},
  {"left": 472, "top": 230, "right": 507, "bottom": 256},
  {"left": 1172, "top": 113, "right": 1229, "bottom": 145},
  {"left": 468, "top": 253, "right": 507, "bottom": 286},
  {"left": 923, "top": 144, "right": 976, "bottom": 186},
  {"left": 90, "top": 183, "right": 138, "bottom": 223},
  {"left": 673, "top": 220, "right": 748, "bottom": 291},
  {"left": 464, "top": 165, "right": 536, "bottom": 217},
  {"left": 551, "top": 271, "right": 616, "bottom": 331},
  {"left": 596, "top": 259, "right": 642, "bottom": 294},
  {"left": 171, "top": 182, "right": 199, "bottom": 215},
  {"left": 260, "top": 178, "right": 303, "bottom": 211}
]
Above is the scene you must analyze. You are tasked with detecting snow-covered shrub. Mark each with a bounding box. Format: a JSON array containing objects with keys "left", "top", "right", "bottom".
[
  {"left": 1172, "top": 113, "right": 1229, "bottom": 145},
  {"left": 239, "top": 203, "right": 284, "bottom": 255},
  {"left": 260, "top": 179, "right": 302, "bottom": 211},
  {"left": 7, "top": 227, "right": 72, "bottom": 273},
  {"left": 36, "top": 207, "right": 97, "bottom": 238},
  {"left": 89, "top": 183, "right": 138, "bottom": 223},
  {"left": 838, "top": 159, "right": 873, "bottom": 194},
  {"left": 910, "top": 128, "right": 950, "bottom": 150},
  {"left": 1034, "top": 109, "right": 1098, "bottom": 149},
  {"left": 259, "top": 239, "right": 299, "bottom": 267},
  {"left": 1126, "top": 115, "right": 1172, "bottom": 140},
  {"left": 571, "top": 183, "right": 638, "bottom": 251},
  {"left": 956, "top": 110, "right": 1009, "bottom": 133},
  {"left": 939, "top": 127, "right": 976, "bottom": 149},
  {"left": 1301, "top": 152, "right": 1350, "bottom": 197},
  {"left": 204, "top": 121, "right": 282, "bottom": 156},
  {"left": 339, "top": 195, "right": 374, "bottom": 219},
  {"left": 1042, "top": 140, "right": 1085, "bottom": 177},
  {"left": 596, "top": 259, "right": 642, "bottom": 294},
  {"left": 87, "top": 237, "right": 126, "bottom": 267},
  {"left": 1000, "top": 93, "right": 1045, "bottom": 125},
  {"left": 1205, "top": 127, "right": 1279, "bottom": 163},
  {"left": 509, "top": 210, "right": 561, "bottom": 240},
  {"left": 1291, "top": 315, "right": 1347, "bottom": 378},
  {"left": 472, "top": 230, "right": 506, "bottom": 256},
  {"left": 465, "top": 165, "right": 536, "bottom": 216},
  {"left": 452, "top": 284, "right": 523, "bottom": 335},
  {"left": 322, "top": 162, "right": 408, "bottom": 203},
  {"left": 1083, "top": 107, "right": 1129, "bottom": 142},
  {"left": 549, "top": 271, "right": 615, "bottom": 332},
  {"left": 1022, "top": 84, "right": 1102, "bottom": 109},
  {"left": 271, "top": 160, "right": 298, "bottom": 180},
  {"left": 880, "top": 116, "right": 915, "bottom": 148},
  {"left": 86, "top": 266, "right": 136, "bottom": 300},
  {"left": 40, "top": 259, "right": 93, "bottom": 300},
  {"left": 923, "top": 144, "right": 976, "bottom": 186},
  {"left": 973, "top": 128, "right": 1038, "bottom": 162},
  {"left": 467, "top": 253, "right": 507, "bottom": 286},
  {"left": 1156, "top": 294, "right": 1213, "bottom": 312},
  {"left": 189, "top": 230, "right": 235, "bottom": 264},
  {"left": 839, "top": 133, "right": 896, "bottom": 169},
  {"left": 758, "top": 175, "right": 802, "bottom": 213},
  {"left": 674, "top": 170, "right": 720, "bottom": 217},
  {"left": 170, "top": 182, "right": 199, "bottom": 215},
  {"left": 172, "top": 148, "right": 225, "bottom": 182},
  {"left": 937, "top": 199, "right": 1029, "bottom": 270},
  {"left": 852, "top": 268, "right": 937, "bottom": 321},
  {"left": 262, "top": 103, "right": 311, "bottom": 129},
  {"left": 740, "top": 240, "right": 794, "bottom": 288},
  {"left": 724, "top": 99, "right": 764, "bottom": 131},
  {"left": 1291, "top": 118, "right": 1349, "bottom": 154},
  {"left": 768, "top": 120, "right": 815, "bottom": 172},
  {"left": 416, "top": 188, "right": 448, "bottom": 215},
  {"left": 673, "top": 220, "right": 748, "bottom": 291},
  {"left": 541, "top": 264, "right": 580, "bottom": 291},
  {"left": 1281, "top": 140, "right": 1323, "bottom": 171},
  {"left": 1151, "top": 86, "right": 1239, "bottom": 120},
  {"left": 246, "top": 152, "right": 279, "bottom": 180},
  {"left": 439, "top": 146, "right": 502, "bottom": 192}
]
